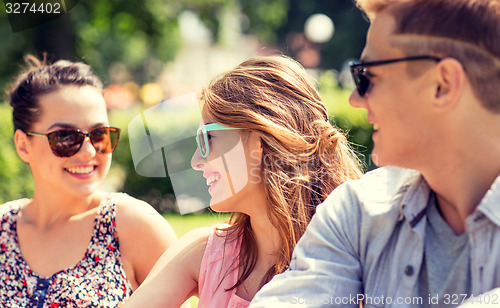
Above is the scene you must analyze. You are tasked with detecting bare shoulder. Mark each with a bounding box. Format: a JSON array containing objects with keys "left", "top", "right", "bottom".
[
  {"left": 148, "top": 226, "right": 212, "bottom": 282},
  {"left": 176, "top": 226, "right": 212, "bottom": 257},
  {"left": 115, "top": 193, "right": 161, "bottom": 218},
  {"left": 177, "top": 227, "right": 212, "bottom": 285},
  {"left": 113, "top": 193, "right": 178, "bottom": 285},
  {"left": 114, "top": 193, "right": 177, "bottom": 245},
  {"left": 164, "top": 226, "right": 212, "bottom": 267},
  {"left": 122, "top": 227, "right": 213, "bottom": 307}
]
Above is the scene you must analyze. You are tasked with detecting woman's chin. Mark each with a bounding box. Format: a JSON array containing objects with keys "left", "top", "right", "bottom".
[{"left": 209, "top": 197, "right": 235, "bottom": 213}]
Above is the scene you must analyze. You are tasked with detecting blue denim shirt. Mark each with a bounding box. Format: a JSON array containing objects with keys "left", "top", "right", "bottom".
[{"left": 250, "top": 166, "right": 500, "bottom": 307}]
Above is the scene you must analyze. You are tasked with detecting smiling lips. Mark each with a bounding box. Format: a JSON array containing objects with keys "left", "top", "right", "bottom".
[
  {"left": 65, "top": 166, "right": 95, "bottom": 175},
  {"left": 206, "top": 174, "right": 221, "bottom": 186}
]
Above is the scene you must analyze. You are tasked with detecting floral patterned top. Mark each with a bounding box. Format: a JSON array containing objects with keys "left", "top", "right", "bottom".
[{"left": 0, "top": 193, "right": 133, "bottom": 308}]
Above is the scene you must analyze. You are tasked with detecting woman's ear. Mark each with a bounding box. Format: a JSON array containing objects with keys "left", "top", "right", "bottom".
[
  {"left": 433, "top": 58, "right": 466, "bottom": 109},
  {"left": 14, "top": 129, "right": 31, "bottom": 163}
]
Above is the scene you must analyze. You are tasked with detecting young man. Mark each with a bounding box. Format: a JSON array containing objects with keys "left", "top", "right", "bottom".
[{"left": 250, "top": 0, "right": 500, "bottom": 307}]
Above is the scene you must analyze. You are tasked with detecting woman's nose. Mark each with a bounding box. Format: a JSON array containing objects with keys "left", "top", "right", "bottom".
[
  {"left": 191, "top": 146, "right": 204, "bottom": 170},
  {"left": 75, "top": 136, "right": 97, "bottom": 159}
]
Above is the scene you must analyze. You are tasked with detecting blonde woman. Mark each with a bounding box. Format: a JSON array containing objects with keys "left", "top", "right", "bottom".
[{"left": 123, "top": 56, "right": 362, "bottom": 308}]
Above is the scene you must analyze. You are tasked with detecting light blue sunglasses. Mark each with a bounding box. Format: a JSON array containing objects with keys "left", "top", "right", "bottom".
[{"left": 196, "top": 123, "right": 243, "bottom": 158}]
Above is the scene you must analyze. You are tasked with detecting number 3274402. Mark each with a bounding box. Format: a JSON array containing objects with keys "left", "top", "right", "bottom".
[{"left": 5, "top": 2, "right": 64, "bottom": 14}]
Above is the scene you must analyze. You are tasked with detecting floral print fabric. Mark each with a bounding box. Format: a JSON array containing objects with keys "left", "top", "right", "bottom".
[{"left": 0, "top": 193, "right": 133, "bottom": 307}]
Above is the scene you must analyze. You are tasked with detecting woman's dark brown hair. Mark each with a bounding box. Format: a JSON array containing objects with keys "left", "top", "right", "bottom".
[{"left": 8, "top": 55, "right": 103, "bottom": 133}]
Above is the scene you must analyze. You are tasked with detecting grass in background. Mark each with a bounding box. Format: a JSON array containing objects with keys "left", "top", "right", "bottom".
[{"left": 163, "top": 212, "right": 231, "bottom": 237}]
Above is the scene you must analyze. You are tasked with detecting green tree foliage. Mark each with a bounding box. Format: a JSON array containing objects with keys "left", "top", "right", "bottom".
[
  {"left": 0, "top": 0, "right": 182, "bottom": 87},
  {"left": 107, "top": 109, "right": 178, "bottom": 213},
  {"left": 275, "top": 0, "right": 370, "bottom": 69},
  {"left": 0, "top": 0, "right": 290, "bottom": 91},
  {"left": 239, "top": 0, "right": 289, "bottom": 43},
  {"left": 318, "top": 71, "right": 375, "bottom": 170},
  {"left": 0, "top": 0, "right": 374, "bottom": 209},
  {"left": 70, "top": 0, "right": 182, "bottom": 84},
  {"left": 0, "top": 104, "right": 35, "bottom": 204}
]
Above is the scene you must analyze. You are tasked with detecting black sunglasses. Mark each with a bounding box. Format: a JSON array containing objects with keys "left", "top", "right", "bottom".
[
  {"left": 349, "top": 55, "right": 442, "bottom": 96},
  {"left": 27, "top": 126, "right": 121, "bottom": 157}
]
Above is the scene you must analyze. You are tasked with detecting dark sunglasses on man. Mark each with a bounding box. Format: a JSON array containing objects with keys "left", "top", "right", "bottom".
[
  {"left": 27, "top": 126, "right": 121, "bottom": 158},
  {"left": 349, "top": 55, "right": 442, "bottom": 96}
]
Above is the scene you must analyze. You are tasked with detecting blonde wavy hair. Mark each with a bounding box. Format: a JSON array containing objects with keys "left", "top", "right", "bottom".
[{"left": 200, "top": 55, "right": 362, "bottom": 290}]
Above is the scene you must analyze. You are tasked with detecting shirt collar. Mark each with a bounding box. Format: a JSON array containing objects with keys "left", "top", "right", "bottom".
[
  {"left": 474, "top": 172, "right": 500, "bottom": 227},
  {"left": 397, "top": 170, "right": 500, "bottom": 229},
  {"left": 397, "top": 171, "right": 431, "bottom": 228}
]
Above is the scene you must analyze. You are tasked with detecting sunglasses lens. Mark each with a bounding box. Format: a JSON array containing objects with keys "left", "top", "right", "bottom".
[
  {"left": 197, "top": 128, "right": 208, "bottom": 158},
  {"left": 48, "top": 130, "right": 85, "bottom": 157},
  {"left": 350, "top": 65, "right": 370, "bottom": 96},
  {"left": 358, "top": 73, "right": 370, "bottom": 96},
  {"left": 46, "top": 127, "right": 120, "bottom": 157},
  {"left": 90, "top": 127, "right": 120, "bottom": 154}
]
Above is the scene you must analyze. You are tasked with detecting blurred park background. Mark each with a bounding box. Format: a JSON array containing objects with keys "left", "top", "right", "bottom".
[{"left": 0, "top": 0, "right": 375, "bottom": 213}]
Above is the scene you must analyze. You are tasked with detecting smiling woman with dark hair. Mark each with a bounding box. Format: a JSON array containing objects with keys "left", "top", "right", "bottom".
[{"left": 0, "top": 55, "right": 177, "bottom": 307}]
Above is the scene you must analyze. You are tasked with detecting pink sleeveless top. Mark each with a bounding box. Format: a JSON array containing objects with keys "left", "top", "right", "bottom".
[{"left": 198, "top": 225, "right": 250, "bottom": 308}]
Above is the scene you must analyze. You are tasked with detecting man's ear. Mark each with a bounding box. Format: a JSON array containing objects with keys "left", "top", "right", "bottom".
[
  {"left": 433, "top": 58, "right": 466, "bottom": 109},
  {"left": 14, "top": 129, "right": 32, "bottom": 163}
]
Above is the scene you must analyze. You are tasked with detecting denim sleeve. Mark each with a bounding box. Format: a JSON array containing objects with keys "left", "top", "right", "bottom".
[{"left": 250, "top": 182, "right": 363, "bottom": 307}]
